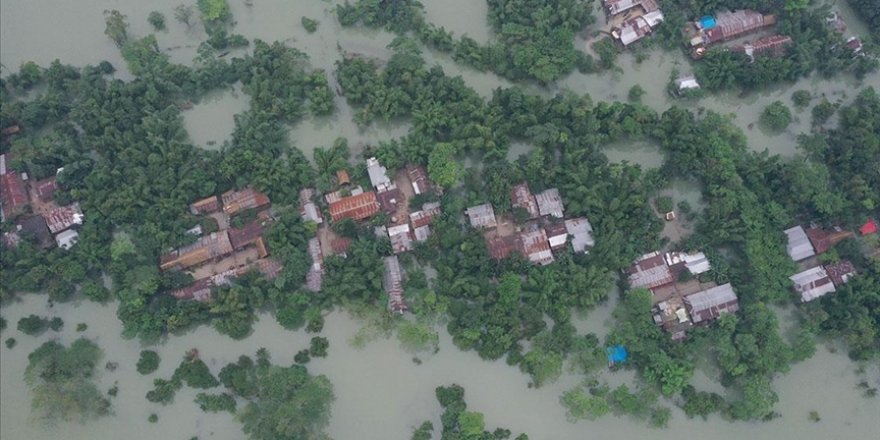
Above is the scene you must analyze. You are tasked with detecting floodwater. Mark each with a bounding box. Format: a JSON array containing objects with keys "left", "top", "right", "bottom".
[
  {"left": 2, "top": 294, "right": 879, "bottom": 440},
  {"left": 2, "top": 1, "right": 880, "bottom": 439}
]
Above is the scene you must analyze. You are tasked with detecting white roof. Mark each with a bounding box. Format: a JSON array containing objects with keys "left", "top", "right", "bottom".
[
  {"left": 643, "top": 10, "right": 664, "bottom": 26},
  {"left": 675, "top": 76, "right": 700, "bottom": 90},
  {"left": 367, "top": 157, "right": 391, "bottom": 188},
  {"left": 785, "top": 226, "right": 816, "bottom": 261},
  {"left": 55, "top": 229, "right": 79, "bottom": 250},
  {"left": 565, "top": 218, "right": 595, "bottom": 253},
  {"left": 666, "top": 251, "right": 711, "bottom": 275},
  {"left": 301, "top": 202, "right": 323, "bottom": 224},
  {"left": 387, "top": 223, "right": 411, "bottom": 237},
  {"left": 548, "top": 233, "right": 568, "bottom": 248}
]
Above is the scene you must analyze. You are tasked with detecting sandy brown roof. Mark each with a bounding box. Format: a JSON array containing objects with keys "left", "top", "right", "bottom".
[{"left": 222, "top": 187, "right": 270, "bottom": 215}]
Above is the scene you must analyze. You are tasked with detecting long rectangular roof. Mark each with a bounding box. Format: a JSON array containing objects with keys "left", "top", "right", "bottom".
[
  {"left": 383, "top": 256, "right": 406, "bottom": 313},
  {"left": 222, "top": 187, "right": 270, "bottom": 215},
  {"left": 367, "top": 157, "right": 392, "bottom": 189},
  {"left": 785, "top": 226, "right": 816, "bottom": 262},
  {"left": 790, "top": 266, "right": 836, "bottom": 302},
  {"left": 520, "top": 228, "right": 554, "bottom": 266},
  {"left": 628, "top": 251, "right": 674, "bottom": 290},
  {"left": 329, "top": 191, "right": 380, "bottom": 222},
  {"left": 511, "top": 183, "right": 539, "bottom": 219},
  {"left": 44, "top": 203, "right": 84, "bottom": 234},
  {"left": 684, "top": 283, "right": 739, "bottom": 323}
]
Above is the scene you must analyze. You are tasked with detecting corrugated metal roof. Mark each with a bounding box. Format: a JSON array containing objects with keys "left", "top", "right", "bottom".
[
  {"left": 824, "top": 260, "right": 855, "bottom": 287},
  {"left": 511, "top": 183, "right": 539, "bottom": 219},
  {"left": 329, "top": 191, "right": 380, "bottom": 222},
  {"left": 684, "top": 283, "right": 739, "bottom": 323},
  {"left": 189, "top": 196, "right": 220, "bottom": 215},
  {"left": 790, "top": 266, "right": 836, "bottom": 302},
  {"left": 383, "top": 256, "right": 406, "bottom": 313},
  {"left": 520, "top": 228, "right": 554, "bottom": 266},
  {"left": 785, "top": 226, "right": 816, "bottom": 262},
  {"left": 222, "top": 187, "right": 270, "bottom": 215},
  {"left": 367, "top": 157, "right": 391, "bottom": 189},
  {"left": 44, "top": 203, "right": 84, "bottom": 234},
  {"left": 466, "top": 203, "right": 497, "bottom": 229},
  {"left": 535, "top": 188, "right": 564, "bottom": 218}
]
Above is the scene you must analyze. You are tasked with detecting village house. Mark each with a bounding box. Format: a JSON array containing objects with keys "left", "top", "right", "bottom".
[
  {"left": 689, "top": 10, "right": 777, "bottom": 58},
  {"left": 805, "top": 226, "right": 854, "bottom": 255},
  {"left": 336, "top": 169, "right": 351, "bottom": 186},
  {"left": 299, "top": 188, "right": 323, "bottom": 224},
  {"left": 602, "top": 0, "right": 659, "bottom": 17},
  {"left": 519, "top": 227, "right": 555, "bottom": 266},
  {"left": 160, "top": 231, "right": 234, "bottom": 271},
  {"left": 652, "top": 282, "right": 739, "bottom": 340},
  {"left": 376, "top": 185, "right": 404, "bottom": 214},
  {"left": 170, "top": 258, "right": 283, "bottom": 302},
  {"left": 228, "top": 217, "right": 272, "bottom": 257},
  {"left": 545, "top": 223, "right": 568, "bottom": 251},
  {"left": 784, "top": 225, "right": 816, "bottom": 262},
  {"left": 628, "top": 250, "right": 712, "bottom": 292},
  {"left": 34, "top": 175, "right": 57, "bottom": 203},
  {"left": 0, "top": 154, "right": 29, "bottom": 220},
  {"left": 684, "top": 283, "right": 739, "bottom": 324},
  {"left": 406, "top": 165, "right": 432, "bottom": 195},
  {"left": 825, "top": 260, "right": 856, "bottom": 287},
  {"left": 627, "top": 251, "right": 674, "bottom": 291},
  {"left": 511, "top": 183, "right": 539, "bottom": 219},
  {"left": 190, "top": 195, "right": 221, "bottom": 215},
  {"left": 55, "top": 229, "right": 79, "bottom": 250},
  {"left": 221, "top": 187, "right": 270, "bottom": 216},
  {"left": 674, "top": 75, "right": 701, "bottom": 95},
  {"left": 790, "top": 265, "right": 836, "bottom": 302},
  {"left": 387, "top": 223, "right": 414, "bottom": 254},
  {"left": 487, "top": 235, "right": 521, "bottom": 260},
  {"left": 466, "top": 203, "right": 497, "bottom": 229},
  {"left": 612, "top": 11, "right": 664, "bottom": 46},
  {"left": 383, "top": 255, "right": 407, "bottom": 314},
  {"left": 860, "top": 218, "right": 877, "bottom": 236},
  {"left": 306, "top": 237, "right": 324, "bottom": 292},
  {"left": 44, "top": 203, "right": 84, "bottom": 234},
  {"left": 410, "top": 202, "right": 441, "bottom": 242},
  {"left": 367, "top": 157, "right": 393, "bottom": 192},
  {"left": 535, "top": 188, "right": 564, "bottom": 218},
  {"left": 329, "top": 191, "right": 380, "bottom": 222},
  {"left": 565, "top": 218, "right": 595, "bottom": 253}
]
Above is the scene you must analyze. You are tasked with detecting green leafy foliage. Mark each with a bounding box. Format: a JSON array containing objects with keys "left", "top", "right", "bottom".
[
  {"left": 137, "top": 350, "right": 161, "bottom": 375},
  {"left": 760, "top": 101, "right": 793, "bottom": 131}
]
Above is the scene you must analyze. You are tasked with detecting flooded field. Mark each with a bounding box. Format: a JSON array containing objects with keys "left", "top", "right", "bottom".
[
  {"left": 2, "top": 1, "right": 880, "bottom": 439},
  {"left": 1, "top": 295, "right": 879, "bottom": 440}
]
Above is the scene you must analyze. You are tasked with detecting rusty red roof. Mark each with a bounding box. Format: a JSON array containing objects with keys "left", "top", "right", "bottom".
[
  {"left": 1, "top": 172, "right": 28, "bottom": 217},
  {"left": 228, "top": 219, "right": 268, "bottom": 250},
  {"left": 222, "top": 187, "right": 270, "bottom": 215},
  {"left": 329, "top": 191, "right": 380, "bottom": 222},
  {"left": 487, "top": 235, "right": 521, "bottom": 260},
  {"left": 805, "top": 227, "right": 853, "bottom": 255}
]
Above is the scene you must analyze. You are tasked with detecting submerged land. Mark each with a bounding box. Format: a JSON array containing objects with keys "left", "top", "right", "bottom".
[{"left": 1, "top": 1, "right": 879, "bottom": 440}]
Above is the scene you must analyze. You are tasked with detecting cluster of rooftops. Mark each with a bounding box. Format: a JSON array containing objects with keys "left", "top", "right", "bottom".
[
  {"left": 1, "top": 153, "right": 84, "bottom": 251},
  {"left": 784, "top": 220, "right": 877, "bottom": 303},
  {"left": 164, "top": 187, "right": 282, "bottom": 301},
  {"left": 467, "top": 183, "right": 596, "bottom": 266},
  {"left": 626, "top": 249, "right": 738, "bottom": 340},
  {"left": 603, "top": 1, "right": 862, "bottom": 61},
  {"left": 302, "top": 157, "right": 443, "bottom": 313}
]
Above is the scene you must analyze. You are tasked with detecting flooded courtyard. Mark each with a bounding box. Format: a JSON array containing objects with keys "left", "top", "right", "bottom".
[{"left": 2, "top": 0, "right": 880, "bottom": 439}]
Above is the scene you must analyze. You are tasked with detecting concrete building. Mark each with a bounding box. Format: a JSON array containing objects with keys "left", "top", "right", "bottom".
[
  {"left": 367, "top": 157, "right": 393, "bottom": 191},
  {"left": 565, "top": 218, "right": 595, "bottom": 253},
  {"left": 55, "top": 229, "right": 79, "bottom": 250}
]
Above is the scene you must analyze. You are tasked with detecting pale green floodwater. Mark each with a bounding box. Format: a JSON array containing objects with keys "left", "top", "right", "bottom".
[{"left": 2, "top": 1, "right": 880, "bottom": 439}]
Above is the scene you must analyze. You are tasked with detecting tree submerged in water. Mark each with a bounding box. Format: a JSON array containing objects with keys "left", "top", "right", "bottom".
[{"left": 25, "top": 338, "right": 110, "bottom": 423}]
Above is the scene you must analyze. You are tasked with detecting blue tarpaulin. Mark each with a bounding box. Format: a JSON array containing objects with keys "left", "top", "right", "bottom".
[
  {"left": 606, "top": 345, "right": 628, "bottom": 364},
  {"left": 699, "top": 16, "right": 717, "bottom": 29}
]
